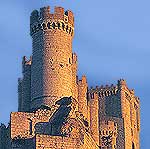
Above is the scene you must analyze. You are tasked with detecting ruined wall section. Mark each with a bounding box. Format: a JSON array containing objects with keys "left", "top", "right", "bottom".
[
  {"left": 30, "top": 6, "right": 75, "bottom": 110},
  {"left": 10, "top": 108, "right": 56, "bottom": 140}
]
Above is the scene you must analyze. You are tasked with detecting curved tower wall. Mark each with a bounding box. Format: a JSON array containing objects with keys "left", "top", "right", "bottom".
[{"left": 30, "top": 6, "right": 74, "bottom": 109}]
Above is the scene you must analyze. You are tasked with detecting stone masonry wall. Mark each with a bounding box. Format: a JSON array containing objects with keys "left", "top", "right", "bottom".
[
  {"left": 72, "top": 53, "right": 78, "bottom": 101},
  {"left": 36, "top": 135, "right": 81, "bottom": 149},
  {"left": 12, "top": 5, "right": 141, "bottom": 149},
  {"left": 11, "top": 108, "right": 56, "bottom": 139},
  {"left": 99, "top": 120, "right": 118, "bottom": 149},
  {"left": 89, "top": 92, "right": 99, "bottom": 146},
  {"left": 30, "top": 6, "right": 75, "bottom": 110},
  {"left": 21, "top": 56, "right": 32, "bottom": 112},
  {"left": 100, "top": 117, "right": 125, "bottom": 149},
  {"left": 118, "top": 79, "right": 140, "bottom": 149},
  {"left": 88, "top": 80, "right": 140, "bottom": 149}
]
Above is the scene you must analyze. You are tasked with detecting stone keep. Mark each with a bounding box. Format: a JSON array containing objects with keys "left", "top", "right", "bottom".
[
  {"left": 0, "top": 6, "right": 140, "bottom": 149},
  {"left": 18, "top": 6, "right": 77, "bottom": 111}
]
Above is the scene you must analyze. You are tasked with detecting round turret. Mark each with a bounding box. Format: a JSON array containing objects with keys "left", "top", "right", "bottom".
[{"left": 30, "top": 6, "right": 75, "bottom": 110}]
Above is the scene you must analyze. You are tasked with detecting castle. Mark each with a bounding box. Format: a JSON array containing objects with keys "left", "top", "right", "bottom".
[{"left": 0, "top": 6, "right": 140, "bottom": 149}]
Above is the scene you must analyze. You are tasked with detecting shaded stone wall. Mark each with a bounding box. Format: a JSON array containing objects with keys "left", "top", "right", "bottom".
[{"left": 0, "top": 124, "right": 11, "bottom": 149}]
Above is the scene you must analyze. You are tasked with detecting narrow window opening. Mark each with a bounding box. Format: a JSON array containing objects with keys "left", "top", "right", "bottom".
[
  {"left": 57, "top": 22, "right": 61, "bottom": 30},
  {"left": 69, "top": 58, "right": 71, "bottom": 64},
  {"left": 47, "top": 22, "right": 52, "bottom": 29},
  {"left": 60, "top": 64, "right": 64, "bottom": 68},
  {"left": 65, "top": 11, "right": 68, "bottom": 16},
  {"left": 52, "top": 22, "right": 56, "bottom": 29},
  {"left": 42, "top": 23, "right": 47, "bottom": 30},
  {"left": 98, "top": 92, "right": 101, "bottom": 97},
  {"left": 38, "top": 24, "right": 42, "bottom": 30},
  {"left": 132, "top": 142, "right": 135, "bottom": 149},
  {"left": 66, "top": 25, "right": 69, "bottom": 32},
  {"left": 106, "top": 131, "right": 108, "bottom": 135},
  {"left": 69, "top": 27, "right": 72, "bottom": 34},
  {"left": 61, "top": 22, "right": 65, "bottom": 30},
  {"left": 65, "top": 18, "right": 68, "bottom": 22},
  {"left": 103, "top": 130, "right": 105, "bottom": 135},
  {"left": 28, "top": 119, "right": 33, "bottom": 135}
]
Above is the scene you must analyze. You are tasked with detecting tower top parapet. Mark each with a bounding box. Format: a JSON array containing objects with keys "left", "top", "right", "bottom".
[
  {"left": 30, "top": 6, "right": 74, "bottom": 27},
  {"left": 117, "top": 79, "right": 126, "bottom": 86}
]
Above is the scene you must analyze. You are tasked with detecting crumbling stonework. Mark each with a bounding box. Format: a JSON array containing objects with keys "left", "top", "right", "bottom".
[{"left": 1, "top": 6, "right": 140, "bottom": 149}]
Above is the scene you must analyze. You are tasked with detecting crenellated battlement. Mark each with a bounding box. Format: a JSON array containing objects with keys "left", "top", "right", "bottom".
[
  {"left": 117, "top": 79, "right": 126, "bottom": 86},
  {"left": 88, "top": 83, "right": 118, "bottom": 98},
  {"left": 89, "top": 84, "right": 117, "bottom": 91},
  {"left": 30, "top": 6, "right": 74, "bottom": 36},
  {"left": 88, "top": 79, "right": 134, "bottom": 98},
  {"left": 22, "top": 56, "right": 32, "bottom": 66}
]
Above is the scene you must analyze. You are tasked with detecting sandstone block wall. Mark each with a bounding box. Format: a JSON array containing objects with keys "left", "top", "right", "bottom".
[
  {"left": 72, "top": 53, "right": 78, "bottom": 101},
  {"left": 30, "top": 6, "right": 75, "bottom": 110},
  {"left": 100, "top": 120, "right": 118, "bottom": 149},
  {"left": 36, "top": 135, "right": 81, "bottom": 149},
  {"left": 118, "top": 79, "right": 140, "bottom": 149},
  {"left": 88, "top": 79, "right": 140, "bottom": 149},
  {"left": 11, "top": 108, "right": 55, "bottom": 139},
  {"left": 89, "top": 92, "right": 99, "bottom": 146}
]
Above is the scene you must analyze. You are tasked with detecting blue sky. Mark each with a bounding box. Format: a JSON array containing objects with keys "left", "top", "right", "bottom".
[{"left": 0, "top": 0, "right": 149, "bottom": 148}]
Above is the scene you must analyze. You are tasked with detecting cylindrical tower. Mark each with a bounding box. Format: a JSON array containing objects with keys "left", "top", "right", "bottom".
[{"left": 30, "top": 6, "right": 74, "bottom": 109}]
